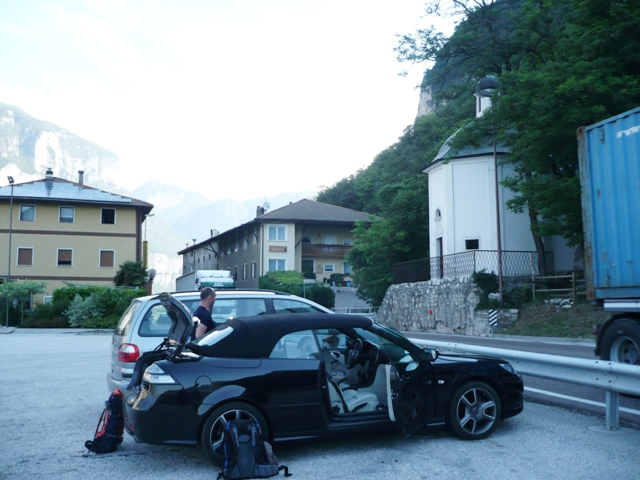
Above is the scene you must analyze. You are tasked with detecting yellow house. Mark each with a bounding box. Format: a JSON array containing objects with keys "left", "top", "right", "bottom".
[
  {"left": 0, "top": 169, "right": 153, "bottom": 302},
  {"left": 177, "top": 199, "right": 375, "bottom": 289}
]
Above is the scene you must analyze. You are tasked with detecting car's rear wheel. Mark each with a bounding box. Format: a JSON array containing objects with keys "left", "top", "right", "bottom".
[
  {"left": 447, "top": 381, "right": 501, "bottom": 440},
  {"left": 201, "top": 401, "right": 269, "bottom": 463}
]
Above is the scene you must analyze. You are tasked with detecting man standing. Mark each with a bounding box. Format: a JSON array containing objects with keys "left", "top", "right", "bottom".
[{"left": 194, "top": 287, "right": 216, "bottom": 338}]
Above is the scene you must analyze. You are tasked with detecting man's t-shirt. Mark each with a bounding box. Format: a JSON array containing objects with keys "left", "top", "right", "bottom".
[{"left": 193, "top": 305, "right": 216, "bottom": 334}]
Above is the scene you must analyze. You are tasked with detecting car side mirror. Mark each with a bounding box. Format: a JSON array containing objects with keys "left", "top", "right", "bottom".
[{"left": 423, "top": 347, "right": 438, "bottom": 361}]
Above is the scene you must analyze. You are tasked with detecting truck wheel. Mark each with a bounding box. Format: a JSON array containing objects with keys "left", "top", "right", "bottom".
[{"left": 600, "top": 319, "right": 640, "bottom": 365}]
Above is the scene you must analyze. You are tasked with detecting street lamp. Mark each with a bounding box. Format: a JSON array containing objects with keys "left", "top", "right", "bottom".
[{"left": 6, "top": 176, "right": 14, "bottom": 327}]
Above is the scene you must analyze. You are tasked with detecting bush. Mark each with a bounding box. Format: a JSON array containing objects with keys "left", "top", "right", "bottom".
[
  {"left": 67, "top": 288, "right": 146, "bottom": 329},
  {"left": 307, "top": 284, "right": 335, "bottom": 309},
  {"left": 258, "top": 271, "right": 334, "bottom": 309},
  {"left": 22, "top": 315, "right": 69, "bottom": 328}
]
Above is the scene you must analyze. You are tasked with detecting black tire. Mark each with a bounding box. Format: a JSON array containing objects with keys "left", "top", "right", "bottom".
[
  {"left": 200, "top": 401, "right": 269, "bottom": 463},
  {"left": 447, "top": 381, "right": 501, "bottom": 440},
  {"left": 600, "top": 319, "right": 640, "bottom": 365}
]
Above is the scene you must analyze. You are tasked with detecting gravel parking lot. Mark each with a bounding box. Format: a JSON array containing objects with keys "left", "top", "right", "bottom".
[{"left": 1, "top": 329, "right": 638, "bottom": 480}]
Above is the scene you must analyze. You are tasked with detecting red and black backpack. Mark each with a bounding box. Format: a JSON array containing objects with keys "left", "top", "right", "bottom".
[{"left": 85, "top": 389, "right": 125, "bottom": 454}]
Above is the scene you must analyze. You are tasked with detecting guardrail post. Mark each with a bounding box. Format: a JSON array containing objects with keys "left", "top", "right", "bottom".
[{"left": 605, "top": 391, "right": 620, "bottom": 429}]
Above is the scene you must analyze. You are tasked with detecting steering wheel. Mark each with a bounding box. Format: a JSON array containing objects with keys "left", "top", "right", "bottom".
[{"left": 346, "top": 338, "right": 363, "bottom": 368}]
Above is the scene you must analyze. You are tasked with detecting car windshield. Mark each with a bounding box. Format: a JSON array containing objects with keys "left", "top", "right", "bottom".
[{"left": 371, "top": 323, "right": 425, "bottom": 360}]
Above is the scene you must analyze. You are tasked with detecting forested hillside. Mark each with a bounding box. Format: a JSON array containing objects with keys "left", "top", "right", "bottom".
[{"left": 318, "top": 0, "right": 640, "bottom": 305}]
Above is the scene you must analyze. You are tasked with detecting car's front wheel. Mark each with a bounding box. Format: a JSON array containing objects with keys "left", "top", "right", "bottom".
[
  {"left": 201, "top": 401, "right": 269, "bottom": 463},
  {"left": 447, "top": 381, "right": 501, "bottom": 440}
]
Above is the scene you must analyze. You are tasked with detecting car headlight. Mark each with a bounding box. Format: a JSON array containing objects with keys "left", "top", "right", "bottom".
[
  {"left": 142, "top": 363, "right": 177, "bottom": 385},
  {"left": 499, "top": 363, "right": 517, "bottom": 375}
]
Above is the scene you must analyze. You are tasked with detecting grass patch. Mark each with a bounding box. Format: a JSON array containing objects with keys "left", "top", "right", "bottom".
[{"left": 499, "top": 301, "right": 609, "bottom": 338}]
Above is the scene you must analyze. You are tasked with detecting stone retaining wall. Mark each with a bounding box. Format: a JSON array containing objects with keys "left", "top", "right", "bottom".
[{"left": 376, "top": 277, "right": 518, "bottom": 336}]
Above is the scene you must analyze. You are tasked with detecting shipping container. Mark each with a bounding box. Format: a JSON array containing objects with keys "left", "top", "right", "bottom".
[{"left": 577, "top": 106, "right": 640, "bottom": 364}]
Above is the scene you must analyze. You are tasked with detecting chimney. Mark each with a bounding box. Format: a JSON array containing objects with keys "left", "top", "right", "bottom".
[
  {"left": 78, "top": 170, "right": 84, "bottom": 185},
  {"left": 45, "top": 167, "right": 53, "bottom": 181},
  {"left": 256, "top": 206, "right": 265, "bottom": 217}
]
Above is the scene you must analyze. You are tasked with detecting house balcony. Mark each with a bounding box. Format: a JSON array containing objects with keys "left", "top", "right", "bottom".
[{"left": 302, "top": 244, "right": 352, "bottom": 258}]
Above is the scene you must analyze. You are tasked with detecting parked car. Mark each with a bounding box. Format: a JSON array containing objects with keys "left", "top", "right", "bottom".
[
  {"left": 107, "top": 290, "right": 333, "bottom": 392},
  {"left": 123, "top": 293, "right": 524, "bottom": 462}
]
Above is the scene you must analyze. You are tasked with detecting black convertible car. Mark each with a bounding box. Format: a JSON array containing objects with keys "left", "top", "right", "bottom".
[{"left": 123, "top": 293, "right": 523, "bottom": 462}]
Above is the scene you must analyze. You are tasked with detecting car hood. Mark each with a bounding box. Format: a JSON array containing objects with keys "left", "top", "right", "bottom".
[
  {"left": 155, "top": 292, "right": 195, "bottom": 348},
  {"left": 433, "top": 351, "right": 504, "bottom": 365}
]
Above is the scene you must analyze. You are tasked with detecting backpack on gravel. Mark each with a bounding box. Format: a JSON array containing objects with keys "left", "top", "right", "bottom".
[
  {"left": 85, "top": 389, "right": 125, "bottom": 454},
  {"left": 217, "top": 418, "right": 291, "bottom": 480}
]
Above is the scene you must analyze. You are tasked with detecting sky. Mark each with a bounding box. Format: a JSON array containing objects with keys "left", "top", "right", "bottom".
[{"left": 0, "top": 0, "right": 455, "bottom": 202}]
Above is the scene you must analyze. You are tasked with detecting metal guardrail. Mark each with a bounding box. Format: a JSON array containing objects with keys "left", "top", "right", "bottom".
[{"left": 410, "top": 338, "right": 640, "bottom": 429}]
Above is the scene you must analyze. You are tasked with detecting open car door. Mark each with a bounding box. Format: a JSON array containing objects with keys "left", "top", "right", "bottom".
[{"left": 386, "top": 359, "right": 432, "bottom": 437}]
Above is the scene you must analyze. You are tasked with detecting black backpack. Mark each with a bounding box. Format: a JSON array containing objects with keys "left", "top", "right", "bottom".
[
  {"left": 217, "top": 418, "right": 291, "bottom": 480},
  {"left": 85, "top": 389, "right": 125, "bottom": 454}
]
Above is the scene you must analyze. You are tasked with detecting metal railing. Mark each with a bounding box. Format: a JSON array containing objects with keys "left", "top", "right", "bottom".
[
  {"left": 410, "top": 338, "right": 640, "bottom": 429},
  {"left": 302, "top": 244, "right": 352, "bottom": 257},
  {"left": 392, "top": 258, "right": 431, "bottom": 284},
  {"left": 429, "top": 250, "right": 554, "bottom": 279}
]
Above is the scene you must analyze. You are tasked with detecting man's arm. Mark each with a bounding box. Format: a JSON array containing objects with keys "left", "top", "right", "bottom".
[{"left": 195, "top": 321, "right": 207, "bottom": 338}]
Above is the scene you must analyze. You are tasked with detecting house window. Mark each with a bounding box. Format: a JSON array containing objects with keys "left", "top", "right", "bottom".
[
  {"left": 17, "top": 248, "right": 33, "bottom": 266},
  {"left": 322, "top": 235, "right": 337, "bottom": 245},
  {"left": 435, "top": 209, "right": 442, "bottom": 220},
  {"left": 100, "top": 250, "right": 115, "bottom": 267},
  {"left": 343, "top": 239, "right": 353, "bottom": 246},
  {"left": 101, "top": 208, "right": 116, "bottom": 224},
  {"left": 20, "top": 205, "right": 35, "bottom": 222},
  {"left": 251, "top": 262, "right": 257, "bottom": 278},
  {"left": 243, "top": 264, "right": 247, "bottom": 280},
  {"left": 59, "top": 206, "right": 75, "bottom": 223},
  {"left": 57, "top": 249, "right": 73, "bottom": 266},
  {"left": 268, "top": 259, "right": 286, "bottom": 271},
  {"left": 268, "top": 225, "right": 286, "bottom": 241},
  {"left": 343, "top": 261, "right": 351, "bottom": 275},
  {"left": 323, "top": 264, "right": 335, "bottom": 272},
  {"left": 465, "top": 239, "right": 479, "bottom": 250}
]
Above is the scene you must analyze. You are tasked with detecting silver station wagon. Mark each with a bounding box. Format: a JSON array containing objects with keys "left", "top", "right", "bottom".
[{"left": 107, "top": 289, "right": 333, "bottom": 391}]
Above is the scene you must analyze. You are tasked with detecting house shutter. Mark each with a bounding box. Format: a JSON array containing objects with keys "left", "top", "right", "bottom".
[
  {"left": 17, "top": 248, "right": 33, "bottom": 266},
  {"left": 58, "top": 249, "right": 73, "bottom": 266},
  {"left": 100, "top": 250, "right": 115, "bottom": 267}
]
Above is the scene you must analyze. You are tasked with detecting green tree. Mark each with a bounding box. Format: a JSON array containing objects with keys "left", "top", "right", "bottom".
[
  {"left": 0, "top": 280, "right": 46, "bottom": 326},
  {"left": 113, "top": 261, "right": 147, "bottom": 287}
]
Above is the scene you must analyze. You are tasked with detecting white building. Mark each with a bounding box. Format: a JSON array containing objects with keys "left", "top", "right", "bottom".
[{"left": 422, "top": 76, "right": 578, "bottom": 278}]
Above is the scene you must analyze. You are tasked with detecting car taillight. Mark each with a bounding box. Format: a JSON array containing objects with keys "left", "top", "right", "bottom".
[{"left": 117, "top": 343, "right": 140, "bottom": 363}]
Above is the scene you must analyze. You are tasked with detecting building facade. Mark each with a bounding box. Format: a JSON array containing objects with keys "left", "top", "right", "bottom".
[
  {"left": 0, "top": 169, "right": 153, "bottom": 301},
  {"left": 177, "top": 199, "right": 374, "bottom": 289}
]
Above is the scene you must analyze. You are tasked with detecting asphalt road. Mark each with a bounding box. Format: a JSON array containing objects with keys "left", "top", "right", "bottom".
[
  {"left": 1, "top": 329, "right": 639, "bottom": 480},
  {"left": 406, "top": 332, "right": 640, "bottom": 427}
]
